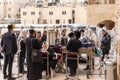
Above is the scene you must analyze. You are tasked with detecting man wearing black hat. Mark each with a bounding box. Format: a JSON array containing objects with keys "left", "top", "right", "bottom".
[
  {"left": 66, "top": 31, "right": 81, "bottom": 76},
  {"left": 1, "top": 24, "right": 17, "bottom": 80}
]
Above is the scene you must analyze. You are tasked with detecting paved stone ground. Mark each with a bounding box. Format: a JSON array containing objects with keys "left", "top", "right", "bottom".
[{"left": 0, "top": 56, "right": 105, "bottom": 80}]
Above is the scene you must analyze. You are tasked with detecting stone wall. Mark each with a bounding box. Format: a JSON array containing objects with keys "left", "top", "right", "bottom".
[
  {"left": 88, "top": 0, "right": 115, "bottom": 4},
  {"left": 115, "top": 0, "right": 120, "bottom": 79},
  {"left": 87, "top": 4, "right": 115, "bottom": 25}
]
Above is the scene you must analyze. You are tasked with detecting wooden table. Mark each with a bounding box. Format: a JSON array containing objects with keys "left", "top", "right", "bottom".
[
  {"left": 65, "top": 52, "right": 80, "bottom": 80},
  {"left": 78, "top": 47, "right": 94, "bottom": 79},
  {"left": 61, "top": 47, "right": 94, "bottom": 79}
]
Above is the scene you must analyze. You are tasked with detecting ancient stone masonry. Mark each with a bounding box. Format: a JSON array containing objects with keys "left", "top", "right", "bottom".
[
  {"left": 88, "top": 0, "right": 115, "bottom": 4},
  {"left": 115, "top": 1, "right": 120, "bottom": 80},
  {"left": 115, "top": 0, "right": 120, "bottom": 45}
]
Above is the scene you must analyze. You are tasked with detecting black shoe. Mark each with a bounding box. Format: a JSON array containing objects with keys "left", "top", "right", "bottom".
[
  {"left": 19, "top": 70, "right": 27, "bottom": 74},
  {"left": 69, "top": 74, "right": 75, "bottom": 77},
  {"left": 7, "top": 77, "right": 16, "bottom": 80},
  {"left": 84, "top": 65, "right": 89, "bottom": 70},
  {"left": 83, "top": 68, "right": 89, "bottom": 70},
  {"left": 23, "top": 71, "right": 27, "bottom": 73},
  {"left": 3, "top": 75, "right": 8, "bottom": 79},
  {"left": 0, "top": 55, "right": 3, "bottom": 59}
]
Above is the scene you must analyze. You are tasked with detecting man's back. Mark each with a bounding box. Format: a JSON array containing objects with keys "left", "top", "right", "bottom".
[
  {"left": 2, "top": 24, "right": 17, "bottom": 80},
  {"left": 1, "top": 32, "right": 17, "bottom": 54},
  {"left": 66, "top": 39, "right": 81, "bottom": 52}
]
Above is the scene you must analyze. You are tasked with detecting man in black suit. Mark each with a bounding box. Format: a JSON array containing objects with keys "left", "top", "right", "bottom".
[
  {"left": 1, "top": 24, "right": 17, "bottom": 80},
  {"left": 66, "top": 31, "right": 81, "bottom": 76},
  {"left": 26, "top": 29, "right": 42, "bottom": 80}
]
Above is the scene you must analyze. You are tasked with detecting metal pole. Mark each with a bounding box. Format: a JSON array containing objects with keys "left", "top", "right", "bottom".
[
  {"left": 77, "top": 54, "right": 80, "bottom": 80},
  {"left": 0, "top": 60, "right": 2, "bottom": 70},
  {"left": 47, "top": 53, "right": 49, "bottom": 80},
  {"left": 17, "top": 52, "right": 20, "bottom": 77},
  {"left": 65, "top": 53, "right": 68, "bottom": 80}
]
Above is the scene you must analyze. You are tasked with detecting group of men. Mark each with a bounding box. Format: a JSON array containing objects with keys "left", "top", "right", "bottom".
[
  {"left": 0, "top": 24, "right": 48, "bottom": 80},
  {"left": 0, "top": 24, "right": 111, "bottom": 80}
]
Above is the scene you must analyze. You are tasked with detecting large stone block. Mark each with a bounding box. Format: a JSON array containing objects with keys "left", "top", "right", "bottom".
[{"left": 87, "top": 5, "right": 115, "bottom": 25}]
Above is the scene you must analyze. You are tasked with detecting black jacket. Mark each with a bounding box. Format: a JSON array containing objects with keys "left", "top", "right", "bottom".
[
  {"left": 20, "top": 40, "right": 26, "bottom": 57},
  {"left": 41, "top": 35, "right": 47, "bottom": 42},
  {"left": 61, "top": 37, "right": 67, "bottom": 46},
  {"left": 1, "top": 32, "right": 17, "bottom": 54},
  {"left": 66, "top": 38, "right": 81, "bottom": 52},
  {"left": 38, "top": 40, "right": 42, "bottom": 50},
  {"left": 101, "top": 33, "right": 111, "bottom": 50},
  {"left": 66, "top": 38, "right": 81, "bottom": 70},
  {"left": 26, "top": 36, "right": 42, "bottom": 80}
]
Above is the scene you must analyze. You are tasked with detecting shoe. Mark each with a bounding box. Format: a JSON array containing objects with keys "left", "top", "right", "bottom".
[
  {"left": 7, "top": 77, "right": 16, "bottom": 80},
  {"left": 84, "top": 65, "right": 89, "bottom": 70},
  {"left": 23, "top": 71, "right": 27, "bottom": 74},
  {"left": 0, "top": 55, "right": 3, "bottom": 59},
  {"left": 69, "top": 74, "right": 75, "bottom": 77},
  {"left": 83, "top": 68, "right": 89, "bottom": 70},
  {"left": 3, "top": 75, "right": 8, "bottom": 79},
  {"left": 19, "top": 70, "right": 27, "bottom": 74}
]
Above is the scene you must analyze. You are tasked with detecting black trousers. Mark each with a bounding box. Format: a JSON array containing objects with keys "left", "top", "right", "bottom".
[
  {"left": 68, "top": 55, "right": 77, "bottom": 75},
  {"left": 42, "top": 59, "right": 51, "bottom": 75},
  {"left": 19, "top": 51, "right": 25, "bottom": 73},
  {"left": 101, "top": 49, "right": 109, "bottom": 61},
  {"left": 3, "top": 54, "right": 14, "bottom": 77}
]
